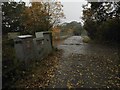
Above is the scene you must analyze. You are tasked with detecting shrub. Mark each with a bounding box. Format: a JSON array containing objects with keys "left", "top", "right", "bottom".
[{"left": 82, "top": 36, "right": 91, "bottom": 43}]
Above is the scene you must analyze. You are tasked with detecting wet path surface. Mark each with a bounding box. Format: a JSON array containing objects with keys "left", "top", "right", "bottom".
[{"left": 48, "top": 36, "right": 120, "bottom": 88}]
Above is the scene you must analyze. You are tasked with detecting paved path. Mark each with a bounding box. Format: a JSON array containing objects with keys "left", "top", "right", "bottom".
[
  {"left": 48, "top": 36, "right": 119, "bottom": 88},
  {"left": 63, "top": 36, "right": 83, "bottom": 45}
]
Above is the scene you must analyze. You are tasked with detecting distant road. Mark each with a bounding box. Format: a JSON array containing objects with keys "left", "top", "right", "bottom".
[{"left": 63, "top": 36, "right": 83, "bottom": 45}]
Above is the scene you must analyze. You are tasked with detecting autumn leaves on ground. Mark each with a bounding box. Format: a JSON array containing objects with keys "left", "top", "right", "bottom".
[
  {"left": 12, "top": 49, "right": 62, "bottom": 88},
  {"left": 13, "top": 36, "right": 120, "bottom": 88},
  {"left": 2, "top": 1, "right": 120, "bottom": 89}
]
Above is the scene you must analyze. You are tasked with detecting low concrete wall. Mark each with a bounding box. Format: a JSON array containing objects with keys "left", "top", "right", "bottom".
[{"left": 14, "top": 32, "right": 53, "bottom": 64}]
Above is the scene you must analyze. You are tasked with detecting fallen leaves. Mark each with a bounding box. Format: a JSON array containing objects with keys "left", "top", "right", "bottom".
[
  {"left": 13, "top": 45, "right": 120, "bottom": 88},
  {"left": 79, "top": 73, "right": 82, "bottom": 76},
  {"left": 14, "top": 49, "right": 63, "bottom": 88},
  {"left": 66, "top": 53, "right": 120, "bottom": 88},
  {"left": 67, "top": 80, "right": 73, "bottom": 89}
]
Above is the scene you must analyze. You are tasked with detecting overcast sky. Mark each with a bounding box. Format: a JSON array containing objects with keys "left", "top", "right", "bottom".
[{"left": 60, "top": 1, "right": 87, "bottom": 23}]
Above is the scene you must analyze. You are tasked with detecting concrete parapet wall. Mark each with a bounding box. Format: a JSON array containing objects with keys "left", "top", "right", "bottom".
[{"left": 14, "top": 32, "right": 53, "bottom": 64}]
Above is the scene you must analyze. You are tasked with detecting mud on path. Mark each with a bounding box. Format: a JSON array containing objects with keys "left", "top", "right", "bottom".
[{"left": 48, "top": 36, "right": 120, "bottom": 88}]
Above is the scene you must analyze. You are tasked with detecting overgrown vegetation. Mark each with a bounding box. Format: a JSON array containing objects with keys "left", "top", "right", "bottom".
[
  {"left": 13, "top": 49, "right": 63, "bottom": 88},
  {"left": 82, "top": 36, "right": 91, "bottom": 43},
  {"left": 82, "top": 2, "right": 120, "bottom": 43},
  {"left": 58, "top": 21, "right": 83, "bottom": 36},
  {"left": 2, "top": 1, "right": 65, "bottom": 35},
  {"left": 2, "top": 34, "right": 63, "bottom": 88},
  {"left": 2, "top": 1, "right": 65, "bottom": 88},
  {"left": 2, "top": 35, "right": 33, "bottom": 88}
]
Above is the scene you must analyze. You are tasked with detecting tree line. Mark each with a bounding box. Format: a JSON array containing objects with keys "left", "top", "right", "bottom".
[
  {"left": 82, "top": 1, "right": 120, "bottom": 43},
  {"left": 58, "top": 21, "right": 83, "bottom": 36},
  {"left": 2, "top": 1, "right": 65, "bottom": 35}
]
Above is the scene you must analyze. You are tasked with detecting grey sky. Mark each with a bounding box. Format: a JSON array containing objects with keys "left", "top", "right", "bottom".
[{"left": 61, "top": 1, "right": 87, "bottom": 23}]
